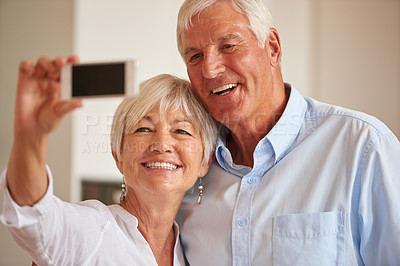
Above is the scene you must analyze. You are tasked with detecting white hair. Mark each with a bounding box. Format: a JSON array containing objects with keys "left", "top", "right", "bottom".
[
  {"left": 176, "top": 0, "right": 274, "bottom": 58},
  {"left": 111, "top": 74, "right": 218, "bottom": 166}
]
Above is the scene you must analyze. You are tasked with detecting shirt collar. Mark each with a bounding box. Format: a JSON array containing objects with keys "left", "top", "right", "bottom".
[
  {"left": 266, "top": 83, "right": 307, "bottom": 164},
  {"left": 215, "top": 83, "right": 307, "bottom": 171},
  {"left": 216, "top": 126, "right": 252, "bottom": 177}
]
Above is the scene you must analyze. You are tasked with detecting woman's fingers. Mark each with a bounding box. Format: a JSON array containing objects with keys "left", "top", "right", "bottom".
[
  {"left": 54, "top": 56, "right": 68, "bottom": 68},
  {"left": 36, "top": 56, "right": 73, "bottom": 81},
  {"left": 41, "top": 99, "right": 82, "bottom": 132},
  {"left": 55, "top": 99, "right": 83, "bottom": 117},
  {"left": 35, "top": 56, "right": 53, "bottom": 79},
  {"left": 20, "top": 55, "right": 79, "bottom": 85},
  {"left": 67, "top": 55, "right": 80, "bottom": 64},
  {"left": 17, "top": 55, "right": 82, "bottom": 98},
  {"left": 37, "top": 96, "right": 82, "bottom": 134},
  {"left": 18, "top": 60, "right": 35, "bottom": 78},
  {"left": 16, "top": 60, "right": 37, "bottom": 95},
  {"left": 14, "top": 56, "right": 83, "bottom": 135},
  {"left": 35, "top": 56, "right": 67, "bottom": 95}
]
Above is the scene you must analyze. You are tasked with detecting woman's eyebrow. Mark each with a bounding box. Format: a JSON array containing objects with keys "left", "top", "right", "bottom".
[
  {"left": 141, "top": 115, "right": 153, "bottom": 122},
  {"left": 172, "top": 119, "right": 193, "bottom": 125},
  {"left": 139, "top": 116, "right": 193, "bottom": 126}
]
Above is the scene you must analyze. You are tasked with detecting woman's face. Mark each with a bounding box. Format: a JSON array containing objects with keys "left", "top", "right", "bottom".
[{"left": 115, "top": 106, "right": 209, "bottom": 198}]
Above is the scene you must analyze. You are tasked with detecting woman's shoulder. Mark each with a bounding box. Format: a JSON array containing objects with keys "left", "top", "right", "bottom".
[
  {"left": 72, "top": 199, "right": 116, "bottom": 219},
  {"left": 107, "top": 204, "right": 139, "bottom": 226}
]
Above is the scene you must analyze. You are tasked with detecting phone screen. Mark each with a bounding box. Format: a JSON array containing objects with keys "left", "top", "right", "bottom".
[{"left": 72, "top": 63, "right": 125, "bottom": 97}]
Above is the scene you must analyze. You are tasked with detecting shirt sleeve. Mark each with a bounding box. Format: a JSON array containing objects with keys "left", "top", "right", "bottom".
[
  {"left": 358, "top": 132, "right": 400, "bottom": 265},
  {"left": 0, "top": 165, "right": 59, "bottom": 264},
  {"left": 0, "top": 165, "right": 54, "bottom": 228},
  {"left": 0, "top": 166, "right": 110, "bottom": 265}
]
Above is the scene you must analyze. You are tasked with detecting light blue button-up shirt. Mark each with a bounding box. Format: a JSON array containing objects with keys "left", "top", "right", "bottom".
[{"left": 177, "top": 85, "right": 400, "bottom": 266}]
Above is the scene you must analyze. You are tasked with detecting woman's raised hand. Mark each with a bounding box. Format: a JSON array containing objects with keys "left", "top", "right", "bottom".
[
  {"left": 14, "top": 56, "right": 82, "bottom": 138},
  {"left": 7, "top": 56, "right": 83, "bottom": 206}
]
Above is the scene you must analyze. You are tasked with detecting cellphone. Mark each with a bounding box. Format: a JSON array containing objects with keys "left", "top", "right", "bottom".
[{"left": 61, "top": 60, "right": 138, "bottom": 99}]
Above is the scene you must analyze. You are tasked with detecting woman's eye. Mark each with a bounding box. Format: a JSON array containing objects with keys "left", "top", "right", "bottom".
[
  {"left": 135, "top": 127, "right": 150, "bottom": 133},
  {"left": 175, "top": 129, "right": 192, "bottom": 136}
]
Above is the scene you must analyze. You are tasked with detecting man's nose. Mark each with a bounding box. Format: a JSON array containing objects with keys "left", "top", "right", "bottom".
[{"left": 202, "top": 49, "right": 226, "bottom": 79}]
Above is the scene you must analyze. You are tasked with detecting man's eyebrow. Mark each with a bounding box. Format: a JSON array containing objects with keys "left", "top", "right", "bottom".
[
  {"left": 184, "top": 47, "right": 197, "bottom": 56},
  {"left": 184, "top": 33, "right": 243, "bottom": 56},
  {"left": 218, "top": 33, "right": 242, "bottom": 42}
]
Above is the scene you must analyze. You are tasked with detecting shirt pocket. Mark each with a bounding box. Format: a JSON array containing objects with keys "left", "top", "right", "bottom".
[{"left": 272, "top": 211, "right": 346, "bottom": 266}]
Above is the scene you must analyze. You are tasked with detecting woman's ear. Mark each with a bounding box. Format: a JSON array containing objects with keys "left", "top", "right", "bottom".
[
  {"left": 112, "top": 150, "right": 124, "bottom": 175},
  {"left": 265, "top": 28, "right": 282, "bottom": 67},
  {"left": 198, "top": 154, "right": 215, "bottom": 177}
]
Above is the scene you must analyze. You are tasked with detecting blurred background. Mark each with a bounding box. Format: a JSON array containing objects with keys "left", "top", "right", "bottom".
[{"left": 0, "top": 0, "right": 399, "bottom": 264}]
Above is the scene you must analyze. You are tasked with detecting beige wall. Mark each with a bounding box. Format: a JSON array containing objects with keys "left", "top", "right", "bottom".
[
  {"left": 0, "top": 0, "right": 75, "bottom": 265},
  {"left": 272, "top": 0, "right": 400, "bottom": 138},
  {"left": 316, "top": 0, "right": 400, "bottom": 136}
]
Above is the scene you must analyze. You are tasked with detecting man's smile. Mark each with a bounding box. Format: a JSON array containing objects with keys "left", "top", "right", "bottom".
[{"left": 211, "top": 83, "right": 238, "bottom": 96}]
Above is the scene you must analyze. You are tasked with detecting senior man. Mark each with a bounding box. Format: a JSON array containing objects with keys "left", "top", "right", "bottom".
[{"left": 176, "top": 0, "right": 400, "bottom": 265}]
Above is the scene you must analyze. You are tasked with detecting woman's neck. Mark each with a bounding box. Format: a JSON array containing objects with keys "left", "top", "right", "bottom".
[{"left": 120, "top": 193, "right": 182, "bottom": 266}]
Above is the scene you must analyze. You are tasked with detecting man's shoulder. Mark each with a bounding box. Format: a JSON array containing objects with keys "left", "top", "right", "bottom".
[{"left": 304, "top": 97, "right": 393, "bottom": 137}]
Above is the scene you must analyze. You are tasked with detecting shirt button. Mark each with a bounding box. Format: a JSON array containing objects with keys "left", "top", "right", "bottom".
[
  {"left": 238, "top": 218, "right": 246, "bottom": 227},
  {"left": 247, "top": 177, "right": 255, "bottom": 184},
  {"left": 222, "top": 151, "right": 227, "bottom": 157}
]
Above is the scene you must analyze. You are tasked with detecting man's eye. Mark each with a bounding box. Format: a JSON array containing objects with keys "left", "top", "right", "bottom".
[
  {"left": 188, "top": 53, "right": 201, "bottom": 64},
  {"left": 135, "top": 127, "right": 150, "bottom": 133},
  {"left": 221, "top": 44, "right": 235, "bottom": 52},
  {"left": 175, "top": 129, "right": 192, "bottom": 136}
]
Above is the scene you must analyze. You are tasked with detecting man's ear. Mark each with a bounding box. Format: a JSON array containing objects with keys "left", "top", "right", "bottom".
[
  {"left": 265, "top": 28, "right": 282, "bottom": 67},
  {"left": 112, "top": 150, "right": 124, "bottom": 175}
]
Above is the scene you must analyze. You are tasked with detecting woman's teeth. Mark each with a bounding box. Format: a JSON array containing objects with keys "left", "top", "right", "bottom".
[
  {"left": 212, "top": 83, "right": 238, "bottom": 95},
  {"left": 144, "top": 162, "right": 178, "bottom": 170}
]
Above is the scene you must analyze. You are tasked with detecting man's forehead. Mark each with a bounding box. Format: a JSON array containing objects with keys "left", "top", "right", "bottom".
[
  {"left": 182, "top": 22, "right": 250, "bottom": 51},
  {"left": 184, "top": 31, "right": 240, "bottom": 47}
]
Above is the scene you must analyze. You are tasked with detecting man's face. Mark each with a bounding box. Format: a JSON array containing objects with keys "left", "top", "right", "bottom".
[{"left": 182, "top": 1, "right": 277, "bottom": 127}]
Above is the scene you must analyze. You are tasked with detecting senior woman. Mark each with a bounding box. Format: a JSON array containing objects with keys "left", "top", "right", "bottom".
[{"left": 0, "top": 56, "right": 217, "bottom": 265}]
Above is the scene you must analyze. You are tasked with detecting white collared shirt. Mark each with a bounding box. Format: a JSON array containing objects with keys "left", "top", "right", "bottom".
[{"left": 1, "top": 166, "right": 187, "bottom": 266}]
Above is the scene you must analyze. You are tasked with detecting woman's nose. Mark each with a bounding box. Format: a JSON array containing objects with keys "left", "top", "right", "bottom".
[{"left": 149, "top": 132, "right": 173, "bottom": 153}]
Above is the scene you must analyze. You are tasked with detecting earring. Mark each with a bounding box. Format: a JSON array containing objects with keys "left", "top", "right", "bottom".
[
  {"left": 120, "top": 176, "right": 127, "bottom": 203},
  {"left": 197, "top": 177, "right": 203, "bottom": 205}
]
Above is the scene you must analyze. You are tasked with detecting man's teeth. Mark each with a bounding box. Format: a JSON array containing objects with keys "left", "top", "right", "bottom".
[
  {"left": 144, "top": 162, "right": 178, "bottom": 170},
  {"left": 212, "top": 83, "right": 238, "bottom": 95}
]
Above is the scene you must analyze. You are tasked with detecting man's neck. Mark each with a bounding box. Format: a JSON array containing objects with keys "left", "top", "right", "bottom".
[{"left": 226, "top": 89, "right": 289, "bottom": 167}]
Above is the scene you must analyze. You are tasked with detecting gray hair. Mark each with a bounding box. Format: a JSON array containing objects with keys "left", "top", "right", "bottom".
[
  {"left": 111, "top": 74, "right": 218, "bottom": 166},
  {"left": 176, "top": 0, "right": 274, "bottom": 58}
]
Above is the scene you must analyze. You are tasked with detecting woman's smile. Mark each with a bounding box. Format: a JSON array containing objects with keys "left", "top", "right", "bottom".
[{"left": 116, "top": 105, "right": 209, "bottom": 196}]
